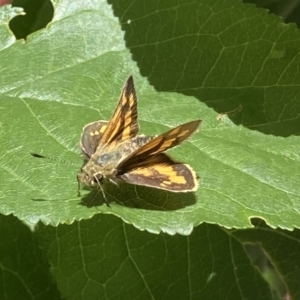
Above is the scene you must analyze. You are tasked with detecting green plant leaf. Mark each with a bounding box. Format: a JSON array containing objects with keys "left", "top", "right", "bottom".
[
  {"left": 0, "top": 214, "right": 60, "bottom": 299},
  {"left": 0, "top": 0, "right": 300, "bottom": 235},
  {"left": 235, "top": 219, "right": 300, "bottom": 299},
  {"left": 1, "top": 1, "right": 300, "bottom": 299},
  {"left": 2, "top": 214, "right": 297, "bottom": 299},
  {"left": 111, "top": 0, "right": 300, "bottom": 136},
  {"left": 0, "top": 4, "right": 21, "bottom": 48},
  {"left": 37, "top": 215, "right": 274, "bottom": 300}
]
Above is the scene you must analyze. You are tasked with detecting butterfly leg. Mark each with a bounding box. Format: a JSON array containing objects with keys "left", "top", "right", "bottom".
[
  {"left": 77, "top": 179, "right": 82, "bottom": 197},
  {"left": 109, "top": 178, "right": 119, "bottom": 186}
]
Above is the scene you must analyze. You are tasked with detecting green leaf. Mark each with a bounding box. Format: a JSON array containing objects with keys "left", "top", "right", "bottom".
[
  {"left": 0, "top": 215, "right": 60, "bottom": 299},
  {"left": 0, "top": 4, "right": 21, "bottom": 49},
  {"left": 235, "top": 219, "right": 300, "bottom": 299},
  {"left": 37, "top": 215, "right": 274, "bottom": 300},
  {"left": 1, "top": 1, "right": 299, "bottom": 299},
  {"left": 112, "top": 0, "right": 300, "bottom": 136},
  {"left": 0, "top": 0, "right": 299, "bottom": 236}
]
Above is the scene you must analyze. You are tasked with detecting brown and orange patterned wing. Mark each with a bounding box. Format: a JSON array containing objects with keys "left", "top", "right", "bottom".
[
  {"left": 80, "top": 121, "right": 108, "bottom": 158},
  {"left": 120, "top": 153, "right": 198, "bottom": 192},
  {"left": 96, "top": 76, "right": 139, "bottom": 151},
  {"left": 118, "top": 120, "right": 201, "bottom": 171}
]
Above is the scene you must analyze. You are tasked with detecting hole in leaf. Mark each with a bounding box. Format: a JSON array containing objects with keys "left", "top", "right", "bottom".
[{"left": 9, "top": 0, "right": 54, "bottom": 39}]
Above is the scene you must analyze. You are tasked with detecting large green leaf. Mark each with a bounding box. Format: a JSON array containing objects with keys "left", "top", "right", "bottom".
[
  {"left": 2, "top": 213, "right": 298, "bottom": 300},
  {"left": 36, "top": 215, "right": 273, "bottom": 300},
  {"left": 0, "top": 214, "right": 60, "bottom": 299},
  {"left": 1, "top": 0, "right": 299, "bottom": 299},
  {"left": 36, "top": 216, "right": 300, "bottom": 299},
  {"left": 111, "top": 0, "right": 300, "bottom": 136},
  {"left": 0, "top": 0, "right": 300, "bottom": 236}
]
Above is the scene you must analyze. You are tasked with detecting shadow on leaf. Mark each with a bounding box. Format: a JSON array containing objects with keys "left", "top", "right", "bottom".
[{"left": 80, "top": 182, "right": 196, "bottom": 211}]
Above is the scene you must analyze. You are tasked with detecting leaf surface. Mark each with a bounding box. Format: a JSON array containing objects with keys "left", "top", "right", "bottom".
[{"left": 0, "top": 1, "right": 299, "bottom": 236}]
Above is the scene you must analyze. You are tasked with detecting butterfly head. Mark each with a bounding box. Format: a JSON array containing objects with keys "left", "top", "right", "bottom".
[
  {"left": 77, "top": 161, "right": 112, "bottom": 206},
  {"left": 77, "top": 164, "right": 104, "bottom": 188}
]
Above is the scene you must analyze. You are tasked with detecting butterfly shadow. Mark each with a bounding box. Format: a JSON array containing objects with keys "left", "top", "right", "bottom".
[{"left": 80, "top": 183, "right": 196, "bottom": 211}]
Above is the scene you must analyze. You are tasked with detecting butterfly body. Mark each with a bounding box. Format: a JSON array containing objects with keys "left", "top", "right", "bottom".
[
  {"left": 77, "top": 76, "right": 201, "bottom": 205},
  {"left": 78, "top": 133, "right": 153, "bottom": 187}
]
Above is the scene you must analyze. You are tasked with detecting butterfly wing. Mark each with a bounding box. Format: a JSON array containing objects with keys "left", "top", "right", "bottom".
[
  {"left": 97, "top": 76, "right": 139, "bottom": 151},
  {"left": 80, "top": 121, "right": 109, "bottom": 157},
  {"left": 120, "top": 153, "right": 198, "bottom": 191},
  {"left": 118, "top": 120, "right": 201, "bottom": 171}
]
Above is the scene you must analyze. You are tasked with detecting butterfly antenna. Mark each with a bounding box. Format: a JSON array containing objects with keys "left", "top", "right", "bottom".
[
  {"left": 32, "top": 152, "right": 111, "bottom": 207},
  {"left": 30, "top": 152, "right": 77, "bottom": 167}
]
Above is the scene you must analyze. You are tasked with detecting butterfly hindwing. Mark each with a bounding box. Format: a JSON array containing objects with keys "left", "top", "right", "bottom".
[
  {"left": 80, "top": 121, "right": 109, "bottom": 158},
  {"left": 120, "top": 154, "right": 198, "bottom": 192}
]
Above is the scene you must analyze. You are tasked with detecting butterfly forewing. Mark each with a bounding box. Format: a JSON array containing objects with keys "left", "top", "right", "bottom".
[
  {"left": 97, "top": 76, "right": 139, "bottom": 150},
  {"left": 118, "top": 120, "right": 201, "bottom": 171}
]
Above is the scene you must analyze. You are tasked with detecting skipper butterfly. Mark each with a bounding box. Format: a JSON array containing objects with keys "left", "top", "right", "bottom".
[{"left": 77, "top": 76, "right": 201, "bottom": 206}]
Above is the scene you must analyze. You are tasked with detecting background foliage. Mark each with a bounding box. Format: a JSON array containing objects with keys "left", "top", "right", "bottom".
[{"left": 0, "top": 0, "right": 299, "bottom": 299}]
